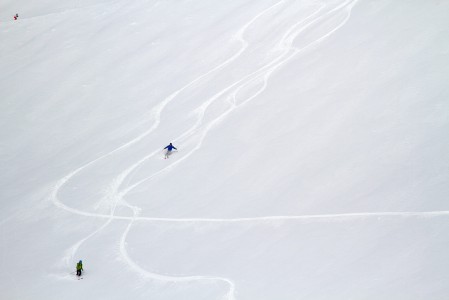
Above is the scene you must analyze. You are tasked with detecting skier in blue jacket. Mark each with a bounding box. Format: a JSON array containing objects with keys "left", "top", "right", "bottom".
[{"left": 164, "top": 143, "right": 177, "bottom": 159}]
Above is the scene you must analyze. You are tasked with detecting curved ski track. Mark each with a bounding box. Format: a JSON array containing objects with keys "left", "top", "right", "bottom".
[{"left": 46, "top": 0, "right": 447, "bottom": 299}]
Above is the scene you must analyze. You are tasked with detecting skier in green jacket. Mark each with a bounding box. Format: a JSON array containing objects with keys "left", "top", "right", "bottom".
[{"left": 76, "top": 260, "right": 83, "bottom": 277}]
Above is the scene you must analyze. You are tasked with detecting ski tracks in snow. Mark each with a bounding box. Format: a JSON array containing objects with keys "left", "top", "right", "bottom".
[
  {"left": 50, "top": 0, "right": 286, "bottom": 294},
  {"left": 46, "top": 0, "right": 447, "bottom": 298}
]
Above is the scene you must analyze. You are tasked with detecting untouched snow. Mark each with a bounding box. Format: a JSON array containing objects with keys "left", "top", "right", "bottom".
[{"left": 1, "top": 0, "right": 449, "bottom": 299}]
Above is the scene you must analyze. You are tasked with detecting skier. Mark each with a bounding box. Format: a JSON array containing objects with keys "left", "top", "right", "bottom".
[
  {"left": 13, "top": 14, "right": 18, "bottom": 20},
  {"left": 76, "top": 260, "right": 83, "bottom": 277},
  {"left": 163, "top": 143, "right": 177, "bottom": 159}
]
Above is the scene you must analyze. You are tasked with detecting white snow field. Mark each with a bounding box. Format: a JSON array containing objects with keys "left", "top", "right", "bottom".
[{"left": 1, "top": 0, "right": 449, "bottom": 299}]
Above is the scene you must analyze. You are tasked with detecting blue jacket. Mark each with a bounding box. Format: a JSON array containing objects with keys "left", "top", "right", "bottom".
[{"left": 164, "top": 143, "right": 177, "bottom": 151}]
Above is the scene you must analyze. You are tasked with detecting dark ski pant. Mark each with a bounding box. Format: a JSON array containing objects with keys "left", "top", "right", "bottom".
[{"left": 77, "top": 270, "right": 82, "bottom": 276}]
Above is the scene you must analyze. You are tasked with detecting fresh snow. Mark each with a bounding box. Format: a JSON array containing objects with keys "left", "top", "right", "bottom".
[{"left": 1, "top": 0, "right": 449, "bottom": 299}]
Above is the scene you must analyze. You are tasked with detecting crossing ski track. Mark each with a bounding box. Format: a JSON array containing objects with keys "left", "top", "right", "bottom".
[{"left": 47, "top": 0, "right": 448, "bottom": 298}]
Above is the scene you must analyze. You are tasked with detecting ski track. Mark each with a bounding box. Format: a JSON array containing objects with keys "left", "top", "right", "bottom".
[
  {"left": 49, "top": 0, "right": 285, "bottom": 293},
  {"left": 45, "top": 0, "right": 448, "bottom": 299}
]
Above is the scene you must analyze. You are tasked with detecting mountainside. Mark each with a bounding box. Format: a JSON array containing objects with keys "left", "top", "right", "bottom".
[{"left": 1, "top": 0, "right": 448, "bottom": 299}]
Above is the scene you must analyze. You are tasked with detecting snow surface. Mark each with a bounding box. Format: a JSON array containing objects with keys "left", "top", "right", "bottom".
[{"left": 1, "top": 0, "right": 449, "bottom": 299}]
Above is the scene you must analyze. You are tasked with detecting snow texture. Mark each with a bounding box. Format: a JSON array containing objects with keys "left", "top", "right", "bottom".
[{"left": 1, "top": 0, "right": 449, "bottom": 299}]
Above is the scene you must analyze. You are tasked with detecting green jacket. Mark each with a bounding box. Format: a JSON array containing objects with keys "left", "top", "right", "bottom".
[{"left": 76, "top": 262, "right": 83, "bottom": 271}]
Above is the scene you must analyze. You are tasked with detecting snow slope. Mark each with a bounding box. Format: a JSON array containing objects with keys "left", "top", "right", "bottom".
[{"left": 1, "top": 0, "right": 449, "bottom": 299}]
